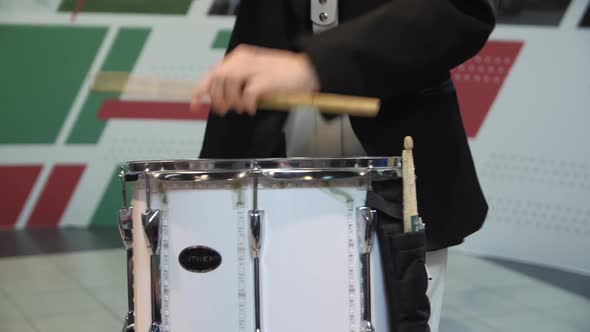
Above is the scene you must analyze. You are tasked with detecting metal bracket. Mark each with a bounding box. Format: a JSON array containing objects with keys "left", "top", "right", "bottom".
[
  {"left": 141, "top": 171, "right": 162, "bottom": 256},
  {"left": 142, "top": 209, "right": 162, "bottom": 256},
  {"left": 249, "top": 161, "right": 264, "bottom": 332},
  {"left": 250, "top": 210, "right": 264, "bottom": 258},
  {"left": 117, "top": 167, "right": 136, "bottom": 332},
  {"left": 311, "top": 0, "right": 339, "bottom": 33},
  {"left": 118, "top": 167, "right": 134, "bottom": 250},
  {"left": 140, "top": 170, "right": 162, "bottom": 332},
  {"left": 358, "top": 207, "right": 377, "bottom": 255},
  {"left": 357, "top": 207, "right": 377, "bottom": 332}
]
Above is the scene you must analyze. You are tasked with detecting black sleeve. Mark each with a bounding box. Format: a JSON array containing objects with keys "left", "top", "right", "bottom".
[{"left": 296, "top": 0, "right": 496, "bottom": 98}]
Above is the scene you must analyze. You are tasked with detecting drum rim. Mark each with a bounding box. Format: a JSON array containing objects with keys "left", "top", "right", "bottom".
[{"left": 125, "top": 156, "right": 402, "bottom": 174}]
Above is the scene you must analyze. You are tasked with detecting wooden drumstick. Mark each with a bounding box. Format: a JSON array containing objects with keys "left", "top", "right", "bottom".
[
  {"left": 256, "top": 93, "right": 380, "bottom": 117},
  {"left": 91, "top": 71, "right": 380, "bottom": 117},
  {"left": 402, "top": 136, "right": 419, "bottom": 233}
]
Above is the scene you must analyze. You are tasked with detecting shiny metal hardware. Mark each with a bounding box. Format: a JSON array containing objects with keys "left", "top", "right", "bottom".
[
  {"left": 118, "top": 168, "right": 134, "bottom": 250},
  {"left": 249, "top": 164, "right": 264, "bottom": 332},
  {"left": 119, "top": 166, "right": 129, "bottom": 207},
  {"left": 367, "top": 159, "right": 374, "bottom": 192},
  {"left": 117, "top": 167, "right": 135, "bottom": 332},
  {"left": 255, "top": 157, "right": 400, "bottom": 171},
  {"left": 127, "top": 159, "right": 253, "bottom": 174},
  {"left": 125, "top": 157, "right": 401, "bottom": 186},
  {"left": 311, "top": 0, "right": 338, "bottom": 33},
  {"left": 260, "top": 170, "right": 366, "bottom": 181},
  {"left": 415, "top": 216, "right": 426, "bottom": 232},
  {"left": 140, "top": 170, "right": 162, "bottom": 332},
  {"left": 125, "top": 157, "right": 402, "bottom": 179},
  {"left": 151, "top": 171, "right": 249, "bottom": 182},
  {"left": 362, "top": 321, "right": 375, "bottom": 332},
  {"left": 257, "top": 157, "right": 401, "bottom": 182},
  {"left": 122, "top": 249, "right": 135, "bottom": 332},
  {"left": 358, "top": 208, "right": 377, "bottom": 255},
  {"left": 142, "top": 172, "right": 161, "bottom": 256},
  {"left": 250, "top": 211, "right": 263, "bottom": 258},
  {"left": 148, "top": 254, "right": 162, "bottom": 332},
  {"left": 358, "top": 207, "right": 377, "bottom": 332},
  {"left": 118, "top": 209, "right": 134, "bottom": 250},
  {"left": 142, "top": 209, "right": 161, "bottom": 256}
]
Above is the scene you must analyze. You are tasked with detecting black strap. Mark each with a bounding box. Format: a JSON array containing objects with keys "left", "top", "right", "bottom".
[{"left": 367, "top": 191, "right": 403, "bottom": 220}]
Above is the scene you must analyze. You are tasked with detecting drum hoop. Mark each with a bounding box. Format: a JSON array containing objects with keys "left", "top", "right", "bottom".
[{"left": 126, "top": 157, "right": 402, "bottom": 176}]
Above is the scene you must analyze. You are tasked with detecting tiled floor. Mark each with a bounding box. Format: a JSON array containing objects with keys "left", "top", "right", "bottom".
[
  {"left": 0, "top": 242, "right": 589, "bottom": 331},
  {"left": 0, "top": 250, "right": 124, "bottom": 332},
  {"left": 440, "top": 253, "right": 590, "bottom": 332}
]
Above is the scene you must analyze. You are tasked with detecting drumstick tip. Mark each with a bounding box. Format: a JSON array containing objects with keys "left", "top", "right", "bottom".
[{"left": 404, "top": 136, "right": 414, "bottom": 150}]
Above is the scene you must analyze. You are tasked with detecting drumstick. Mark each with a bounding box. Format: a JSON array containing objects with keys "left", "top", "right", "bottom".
[
  {"left": 91, "top": 71, "right": 380, "bottom": 117},
  {"left": 402, "top": 136, "right": 419, "bottom": 233}
]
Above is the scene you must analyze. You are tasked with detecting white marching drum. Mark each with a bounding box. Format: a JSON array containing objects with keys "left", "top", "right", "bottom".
[{"left": 119, "top": 157, "right": 403, "bottom": 332}]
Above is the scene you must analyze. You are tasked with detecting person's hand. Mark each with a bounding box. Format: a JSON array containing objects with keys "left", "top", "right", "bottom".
[{"left": 190, "top": 44, "right": 320, "bottom": 116}]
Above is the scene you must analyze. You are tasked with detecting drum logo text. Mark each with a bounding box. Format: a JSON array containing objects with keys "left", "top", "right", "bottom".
[{"left": 178, "top": 246, "right": 222, "bottom": 273}]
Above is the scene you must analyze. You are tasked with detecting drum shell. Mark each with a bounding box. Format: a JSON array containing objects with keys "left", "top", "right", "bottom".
[{"left": 128, "top": 162, "right": 398, "bottom": 332}]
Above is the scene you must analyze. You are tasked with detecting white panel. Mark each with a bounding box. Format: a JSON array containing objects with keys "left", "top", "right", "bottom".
[
  {"left": 256, "top": 186, "right": 388, "bottom": 332},
  {"left": 165, "top": 188, "right": 246, "bottom": 331}
]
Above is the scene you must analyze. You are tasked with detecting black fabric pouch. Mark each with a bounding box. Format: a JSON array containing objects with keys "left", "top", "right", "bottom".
[{"left": 368, "top": 179, "right": 430, "bottom": 332}]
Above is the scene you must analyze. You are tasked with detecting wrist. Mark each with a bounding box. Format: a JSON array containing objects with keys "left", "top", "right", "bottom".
[{"left": 298, "top": 53, "right": 321, "bottom": 91}]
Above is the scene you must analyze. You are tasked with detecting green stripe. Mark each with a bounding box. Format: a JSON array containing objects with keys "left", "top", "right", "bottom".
[
  {"left": 59, "top": 0, "right": 194, "bottom": 15},
  {"left": 90, "top": 167, "right": 131, "bottom": 227},
  {"left": 212, "top": 29, "right": 232, "bottom": 49},
  {"left": 101, "top": 28, "right": 151, "bottom": 72},
  {"left": 67, "top": 28, "right": 150, "bottom": 144},
  {"left": 0, "top": 25, "right": 106, "bottom": 144}
]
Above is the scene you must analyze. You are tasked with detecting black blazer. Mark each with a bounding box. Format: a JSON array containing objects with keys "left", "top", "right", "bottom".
[{"left": 200, "top": 0, "right": 496, "bottom": 250}]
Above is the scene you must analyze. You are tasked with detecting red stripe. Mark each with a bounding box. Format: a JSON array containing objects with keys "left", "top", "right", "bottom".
[
  {"left": 0, "top": 166, "right": 42, "bottom": 228},
  {"left": 27, "top": 165, "right": 86, "bottom": 228},
  {"left": 71, "top": 0, "right": 85, "bottom": 22},
  {"left": 452, "top": 40, "right": 523, "bottom": 138},
  {"left": 97, "top": 100, "right": 210, "bottom": 121}
]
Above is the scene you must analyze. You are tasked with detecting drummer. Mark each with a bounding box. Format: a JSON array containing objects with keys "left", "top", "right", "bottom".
[{"left": 190, "top": 1, "right": 496, "bottom": 331}]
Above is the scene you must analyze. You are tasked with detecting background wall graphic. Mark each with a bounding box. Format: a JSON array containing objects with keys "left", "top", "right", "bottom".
[{"left": 0, "top": 0, "right": 589, "bottom": 275}]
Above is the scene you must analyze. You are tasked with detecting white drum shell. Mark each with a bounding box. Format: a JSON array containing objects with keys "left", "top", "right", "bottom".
[{"left": 131, "top": 178, "right": 390, "bottom": 332}]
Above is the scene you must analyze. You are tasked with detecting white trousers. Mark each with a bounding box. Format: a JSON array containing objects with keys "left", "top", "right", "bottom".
[{"left": 425, "top": 248, "right": 449, "bottom": 332}]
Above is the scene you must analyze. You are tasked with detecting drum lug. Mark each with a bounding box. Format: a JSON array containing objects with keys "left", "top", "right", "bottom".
[
  {"left": 357, "top": 207, "right": 377, "bottom": 332},
  {"left": 249, "top": 209, "right": 264, "bottom": 332},
  {"left": 362, "top": 320, "right": 375, "bottom": 332},
  {"left": 118, "top": 167, "right": 134, "bottom": 250},
  {"left": 249, "top": 167, "right": 264, "bottom": 332},
  {"left": 142, "top": 210, "right": 162, "bottom": 256},
  {"left": 118, "top": 167, "right": 136, "bottom": 332},
  {"left": 122, "top": 250, "right": 136, "bottom": 332},
  {"left": 141, "top": 170, "right": 162, "bottom": 256},
  {"left": 140, "top": 170, "right": 163, "bottom": 331},
  {"left": 249, "top": 210, "right": 264, "bottom": 258},
  {"left": 118, "top": 208, "right": 134, "bottom": 249},
  {"left": 358, "top": 208, "right": 377, "bottom": 255}
]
